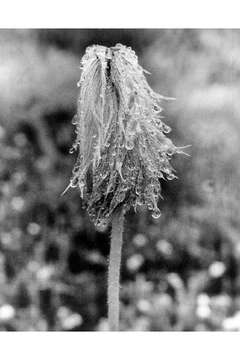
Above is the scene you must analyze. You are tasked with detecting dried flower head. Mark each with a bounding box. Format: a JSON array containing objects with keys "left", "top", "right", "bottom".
[{"left": 66, "top": 44, "right": 184, "bottom": 227}]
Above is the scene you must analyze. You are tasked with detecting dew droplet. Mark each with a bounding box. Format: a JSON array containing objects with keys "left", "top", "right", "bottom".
[
  {"left": 162, "top": 124, "right": 171, "bottom": 134},
  {"left": 125, "top": 139, "right": 134, "bottom": 150},
  {"left": 95, "top": 218, "right": 109, "bottom": 229},
  {"left": 71, "top": 177, "right": 79, "bottom": 188},
  {"left": 72, "top": 165, "right": 80, "bottom": 174},
  {"left": 72, "top": 115, "right": 78, "bottom": 125},
  {"left": 166, "top": 173, "right": 176, "bottom": 180},
  {"left": 79, "top": 181, "right": 85, "bottom": 198},
  {"left": 135, "top": 185, "right": 141, "bottom": 195},
  {"left": 147, "top": 202, "right": 154, "bottom": 210},
  {"left": 166, "top": 148, "right": 175, "bottom": 156},
  {"left": 152, "top": 208, "right": 161, "bottom": 219},
  {"left": 100, "top": 172, "right": 108, "bottom": 180}
]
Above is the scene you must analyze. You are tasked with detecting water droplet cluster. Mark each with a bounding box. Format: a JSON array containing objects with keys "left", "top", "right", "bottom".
[{"left": 67, "top": 44, "right": 182, "bottom": 227}]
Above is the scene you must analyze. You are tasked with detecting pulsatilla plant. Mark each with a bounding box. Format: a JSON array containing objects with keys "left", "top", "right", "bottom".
[{"left": 65, "top": 44, "right": 184, "bottom": 331}]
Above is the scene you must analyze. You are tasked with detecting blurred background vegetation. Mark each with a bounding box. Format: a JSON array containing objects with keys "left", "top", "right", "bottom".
[{"left": 0, "top": 29, "right": 239, "bottom": 331}]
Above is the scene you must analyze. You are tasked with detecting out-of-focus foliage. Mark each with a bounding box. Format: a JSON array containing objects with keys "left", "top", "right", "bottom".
[{"left": 0, "top": 29, "right": 239, "bottom": 331}]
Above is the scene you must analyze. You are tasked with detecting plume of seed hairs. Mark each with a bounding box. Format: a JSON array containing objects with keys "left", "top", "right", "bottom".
[{"left": 67, "top": 44, "right": 186, "bottom": 228}]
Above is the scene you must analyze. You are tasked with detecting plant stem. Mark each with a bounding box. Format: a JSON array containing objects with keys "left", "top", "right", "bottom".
[{"left": 108, "top": 208, "right": 124, "bottom": 331}]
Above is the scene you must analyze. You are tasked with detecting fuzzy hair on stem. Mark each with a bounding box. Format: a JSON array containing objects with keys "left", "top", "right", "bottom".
[{"left": 108, "top": 207, "right": 124, "bottom": 331}]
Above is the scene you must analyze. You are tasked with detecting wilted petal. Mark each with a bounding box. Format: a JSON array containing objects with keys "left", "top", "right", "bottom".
[{"left": 68, "top": 44, "right": 182, "bottom": 227}]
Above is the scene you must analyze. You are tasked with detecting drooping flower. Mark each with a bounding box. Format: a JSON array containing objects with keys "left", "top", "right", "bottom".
[{"left": 66, "top": 44, "right": 184, "bottom": 227}]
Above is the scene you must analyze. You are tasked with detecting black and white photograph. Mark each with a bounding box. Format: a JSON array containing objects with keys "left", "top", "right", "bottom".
[
  {"left": 0, "top": 27, "right": 238, "bottom": 331},
  {"left": 0, "top": 2, "right": 239, "bottom": 356}
]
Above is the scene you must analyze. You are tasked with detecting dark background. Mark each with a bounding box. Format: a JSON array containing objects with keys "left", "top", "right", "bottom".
[{"left": 0, "top": 29, "right": 239, "bottom": 331}]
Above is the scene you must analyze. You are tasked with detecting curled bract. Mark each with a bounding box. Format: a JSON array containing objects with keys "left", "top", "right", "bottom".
[{"left": 67, "top": 44, "right": 184, "bottom": 227}]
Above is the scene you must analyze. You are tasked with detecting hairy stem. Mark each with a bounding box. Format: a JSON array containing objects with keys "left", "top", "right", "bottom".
[{"left": 108, "top": 208, "right": 124, "bottom": 331}]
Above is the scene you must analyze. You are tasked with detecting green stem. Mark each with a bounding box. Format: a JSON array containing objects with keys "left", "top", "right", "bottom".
[{"left": 108, "top": 208, "right": 124, "bottom": 331}]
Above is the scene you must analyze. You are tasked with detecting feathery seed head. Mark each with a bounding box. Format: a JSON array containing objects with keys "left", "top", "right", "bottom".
[{"left": 68, "top": 44, "right": 183, "bottom": 227}]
